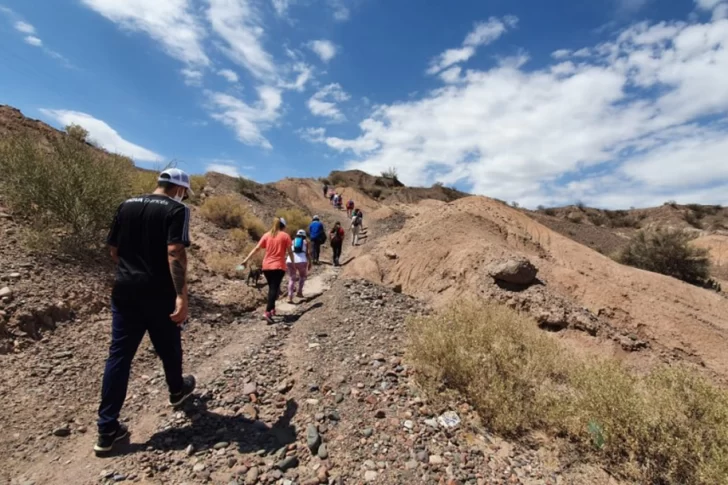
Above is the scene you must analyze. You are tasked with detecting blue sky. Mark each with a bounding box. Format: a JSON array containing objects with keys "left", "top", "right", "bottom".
[{"left": 1, "top": 0, "right": 727, "bottom": 208}]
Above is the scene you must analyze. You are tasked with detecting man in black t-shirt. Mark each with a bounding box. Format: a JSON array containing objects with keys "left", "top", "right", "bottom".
[{"left": 95, "top": 168, "right": 197, "bottom": 455}]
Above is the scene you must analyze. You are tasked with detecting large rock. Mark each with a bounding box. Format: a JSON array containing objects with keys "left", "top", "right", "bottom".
[{"left": 488, "top": 257, "right": 538, "bottom": 285}]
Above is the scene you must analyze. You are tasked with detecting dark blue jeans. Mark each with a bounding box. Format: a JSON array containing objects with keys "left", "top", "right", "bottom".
[{"left": 97, "top": 301, "right": 184, "bottom": 434}]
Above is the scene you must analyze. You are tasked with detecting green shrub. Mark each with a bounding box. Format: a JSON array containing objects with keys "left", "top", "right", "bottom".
[
  {"left": 200, "top": 195, "right": 249, "bottom": 229},
  {"left": 0, "top": 135, "right": 133, "bottom": 249},
  {"left": 617, "top": 228, "right": 711, "bottom": 286},
  {"left": 381, "top": 167, "right": 399, "bottom": 180},
  {"left": 409, "top": 302, "right": 728, "bottom": 484},
  {"left": 275, "top": 208, "right": 310, "bottom": 237},
  {"left": 65, "top": 123, "right": 89, "bottom": 143}
]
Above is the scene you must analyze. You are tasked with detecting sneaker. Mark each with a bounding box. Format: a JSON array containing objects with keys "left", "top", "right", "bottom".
[
  {"left": 271, "top": 309, "right": 277, "bottom": 317},
  {"left": 264, "top": 311, "right": 275, "bottom": 324},
  {"left": 296, "top": 293, "right": 304, "bottom": 298},
  {"left": 169, "top": 375, "right": 196, "bottom": 407},
  {"left": 94, "top": 423, "right": 129, "bottom": 454}
]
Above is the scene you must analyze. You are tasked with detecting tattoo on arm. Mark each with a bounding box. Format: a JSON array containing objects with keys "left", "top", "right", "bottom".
[{"left": 168, "top": 246, "right": 188, "bottom": 296}]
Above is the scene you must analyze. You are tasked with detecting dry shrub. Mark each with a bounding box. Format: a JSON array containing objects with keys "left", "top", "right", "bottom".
[
  {"left": 0, "top": 135, "right": 133, "bottom": 250},
  {"left": 244, "top": 214, "right": 267, "bottom": 240},
  {"left": 200, "top": 195, "right": 248, "bottom": 229},
  {"left": 408, "top": 302, "right": 728, "bottom": 484},
  {"left": 130, "top": 170, "right": 159, "bottom": 195},
  {"left": 617, "top": 228, "right": 711, "bottom": 287},
  {"left": 205, "top": 252, "right": 241, "bottom": 278},
  {"left": 275, "top": 208, "right": 309, "bottom": 236},
  {"left": 65, "top": 123, "right": 89, "bottom": 142}
]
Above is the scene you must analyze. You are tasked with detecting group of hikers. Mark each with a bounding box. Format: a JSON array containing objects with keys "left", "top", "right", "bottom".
[{"left": 96, "top": 170, "right": 366, "bottom": 454}]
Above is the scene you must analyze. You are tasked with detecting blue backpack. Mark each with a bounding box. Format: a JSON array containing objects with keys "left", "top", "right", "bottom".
[{"left": 293, "top": 236, "right": 305, "bottom": 253}]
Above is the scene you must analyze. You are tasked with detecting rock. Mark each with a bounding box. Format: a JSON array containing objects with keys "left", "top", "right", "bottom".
[
  {"left": 384, "top": 250, "right": 398, "bottom": 260},
  {"left": 429, "top": 455, "right": 444, "bottom": 465},
  {"left": 437, "top": 411, "right": 461, "bottom": 429},
  {"left": 405, "top": 460, "right": 418, "bottom": 470},
  {"left": 245, "top": 466, "right": 259, "bottom": 485},
  {"left": 53, "top": 426, "right": 70, "bottom": 437},
  {"left": 0, "top": 287, "right": 12, "bottom": 298},
  {"left": 317, "top": 443, "right": 329, "bottom": 459},
  {"left": 193, "top": 463, "right": 206, "bottom": 472},
  {"left": 374, "top": 409, "right": 386, "bottom": 419},
  {"left": 416, "top": 451, "right": 428, "bottom": 463},
  {"left": 392, "top": 284, "right": 403, "bottom": 294},
  {"left": 277, "top": 381, "right": 292, "bottom": 393},
  {"left": 186, "top": 444, "right": 195, "bottom": 456},
  {"left": 317, "top": 466, "right": 329, "bottom": 483},
  {"left": 363, "top": 460, "right": 377, "bottom": 470},
  {"left": 9, "top": 273, "right": 21, "bottom": 280},
  {"left": 364, "top": 470, "right": 378, "bottom": 482},
  {"left": 488, "top": 257, "right": 538, "bottom": 285},
  {"left": 243, "top": 382, "right": 257, "bottom": 395},
  {"left": 372, "top": 353, "right": 385, "bottom": 361},
  {"left": 214, "top": 441, "right": 229, "bottom": 450},
  {"left": 306, "top": 424, "right": 322, "bottom": 453},
  {"left": 276, "top": 456, "right": 299, "bottom": 471},
  {"left": 112, "top": 474, "right": 127, "bottom": 482},
  {"left": 361, "top": 428, "right": 374, "bottom": 438},
  {"left": 403, "top": 420, "right": 414, "bottom": 430},
  {"left": 241, "top": 404, "right": 258, "bottom": 420}
]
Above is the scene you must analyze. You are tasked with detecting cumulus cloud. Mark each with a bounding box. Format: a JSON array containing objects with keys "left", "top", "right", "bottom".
[
  {"left": 39, "top": 109, "right": 163, "bottom": 162},
  {"left": 79, "top": 0, "right": 209, "bottom": 67},
  {"left": 321, "top": 16, "right": 728, "bottom": 208},
  {"left": 24, "top": 36, "right": 42, "bottom": 47},
  {"left": 218, "top": 68, "right": 239, "bottom": 83},
  {"left": 427, "top": 16, "right": 518, "bottom": 75},
  {"left": 271, "top": 0, "right": 294, "bottom": 16},
  {"left": 207, "top": 163, "right": 242, "bottom": 177},
  {"left": 206, "top": 87, "right": 282, "bottom": 149},
  {"left": 308, "top": 39, "right": 337, "bottom": 62},
  {"left": 307, "top": 83, "right": 350, "bottom": 122},
  {"left": 181, "top": 68, "right": 204, "bottom": 86},
  {"left": 14, "top": 21, "right": 35, "bottom": 34}
]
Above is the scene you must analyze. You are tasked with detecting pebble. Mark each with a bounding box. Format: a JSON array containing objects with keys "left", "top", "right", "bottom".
[
  {"left": 0, "top": 287, "right": 12, "bottom": 298},
  {"left": 306, "top": 424, "right": 322, "bottom": 453},
  {"left": 364, "top": 470, "right": 378, "bottom": 482},
  {"left": 361, "top": 428, "right": 374, "bottom": 438},
  {"left": 112, "top": 474, "right": 127, "bottom": 482},
  {"left": 405, "top": 460, "right": 418, "bottom": 470},
  {"left": 276, "top": 456, "right": 299, "bottom": 471},
  {"left": 242, "top": 382, "right": 257, "bottom": 395},
  {"left": 193, "top": 463, "right": 206, "bottom": 472},
  {"left": 245, "top": 466, "right": 259, "bottom": 485},
  {"left": 52, "top": 426, "right": 70, "bottom": 437},
  {"left": 317, "top": 443, "right": 329, "bottom": 459},
  {"left": 429, "top": 455, "right": 444, "bottom": 465},
  {"left": 214, "top": 441, "right": 229, "bottom": 450},
  {"left": 416, "top": 451, "right": 429, "bottom": 463},
  {"left": 185, "top": 444, "right": 195, "bottom": 456},
  {"left": 403, "top": 420, "right": 414, "bottom": 430},
  {"left": 374, "top": 409, "right": 386, "bottom": 418}
]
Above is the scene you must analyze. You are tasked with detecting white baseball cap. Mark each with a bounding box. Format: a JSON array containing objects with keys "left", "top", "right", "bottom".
[
  {"left": 158, "top": 168, "right": 194, "bottom": 195},
  {"left": 296, "top": 229, "right": 306, "bottom": 237}
]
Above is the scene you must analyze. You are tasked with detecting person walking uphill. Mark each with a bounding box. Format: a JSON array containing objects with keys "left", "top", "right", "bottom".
[
  {"left": 350, "top": 209, "right": 363, "bottom": 246},
  {"left": 96, "top": 168, "right": 197, "bottom": 455},
  {"left": 330, "top": 221, "right": 345, "bottom": 266},
  {"left": 286, "top": 230, "right": 312, "bottom": 303},
  {"left": 308, "top": 215, "right": 326, "bottom": 265},
  {"left": 242, "top": 218, "right": 294, "bottom": 324}
]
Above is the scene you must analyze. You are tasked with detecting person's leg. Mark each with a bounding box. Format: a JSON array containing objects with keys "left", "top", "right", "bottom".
[
  {"left": 286, "top": 263, "right": 297, "bottom": 302},
  {"left": 145, "top": 306, "right": 184, "bottom": 396},
  {"left": 296, "top": 262, "right": 308, "bottom": 296},
  {"left": 313, "top": 240, "right": 320, "bottom": 263},
  {"left": 270, "top": 270, "right": 285, "bottom": 310},
  {"left": 98, "top": 305, "right": 146, "bottom": 434},
  {"left": 263, "top": 270, "right": 278, "bottom": 313}
]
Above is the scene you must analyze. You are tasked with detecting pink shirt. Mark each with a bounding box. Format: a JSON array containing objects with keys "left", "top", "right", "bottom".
[{"left": 259, "top": 231, "right": 292, "bottom": 271}]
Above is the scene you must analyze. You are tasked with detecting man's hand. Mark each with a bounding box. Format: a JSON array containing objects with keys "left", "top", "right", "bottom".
[{"left": 170, "top": 295, "right": 188, "bottom": 325}]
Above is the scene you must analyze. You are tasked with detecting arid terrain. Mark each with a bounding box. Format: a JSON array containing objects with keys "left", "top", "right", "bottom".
[{"left": 2, "top": 106, "right": 728, "bottom": 484}]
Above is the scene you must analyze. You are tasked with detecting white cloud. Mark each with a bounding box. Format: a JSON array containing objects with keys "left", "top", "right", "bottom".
[
  {"left": 307, "top": 83, "right": 350, "bottom": 122},
  {"left": 298, "top": 127, "right": 326, "bottom": 142},
  {"left": 206, "top": 163, "right": 242, "bottom": 177},
  {"left": 79, "top": 0, "right": 209, "bottom": 67},
  {"left": 39, "top": 109, "right": 163, "bottom": 162},
  {"left": 551, "top": 49, "right": 571, "bottom": 59},
  {"left": 207, "top": 87, "right": 282, "bottom": 149},
  {"left": 696, "top": 0, "right": 724, "bottom": 10},
  {"left": 330, "top": 0, "right": 350, "bottom": 21},
  {"left": 714, "top": 3, "right": 728, "bottom": 20},
  {"left": 208, "top": 0, "right": 276, "bottom": 81},
  {"left": 308, "top": 39, "right": 337, "bottom": 63},
  {"left": 322, "top": 16, "right": 728, "bottom": 208},
  {"left": 24, "top": 36, "right": 42, "bottom": 47},
  {"left": 271, "top": 0, "right": 294, "bottom": 16},
  {"left": 218, "top": 68, "right": 239, "bottom": 83},
  {"left": 427, "top": 16, "right": 517, "bottom": 75},
  {"left": 14, "top": 21, "right": 35, "bottom": 34},
  {"left": 181, "top": 68, "right": 204, "bottom": 86},
  {"left": 279, "top": 62, "right": 313, "bottom": 91}
]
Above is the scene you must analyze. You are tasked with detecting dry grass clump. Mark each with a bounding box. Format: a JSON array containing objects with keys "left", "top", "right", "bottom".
[
  {"left": 408, "top": 302, "right": 728, "bottom": 484},
  {"left": 200, "top": 195, "right": 266, "bottom": 239},
  {"left": 275, "top": 208, "right": 310, "bottom": 237}
]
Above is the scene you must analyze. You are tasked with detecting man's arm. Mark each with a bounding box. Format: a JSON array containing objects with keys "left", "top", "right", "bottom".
[
  {"left": 168, "top": 243, "right": 188, "bottom": 324},
  {"left": 109, "top": 245, "right": 119, "bottom": 264}
]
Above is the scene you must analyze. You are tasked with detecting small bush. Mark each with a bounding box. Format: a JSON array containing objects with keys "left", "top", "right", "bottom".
[
  {"left": 543, "top": 207, "right": 557, "bottom": 216},
  {"left": 200, "top": 195, "right": 248, "bottom": 229},
  {"left": 617, "top": 228, "right": 711, "bottom": 286},
  {"left": 381, "top": 167, "right": 399, "bottom": 180},
  {"left": 275, "top": 208, "right": 309, "bottom": 237},
  {"left": 329, "top": 172, "right": 347, "bottom": 187},
  {"left": 575, "top": 200, "right": 586, "bottom": 211},
  {"left": 510, "top": 201, "right": 520, "bottom": 209},
  {"left": 433, "top": 181, "right": 444, "bottom": 188},
  {"left": 409, "top": 302, "right": 728, "bottom": 484},
  {"left": 586, "top": 211, "right": 608, "bottom": 226},
  {"left": 685, "top": 211, "right": 704, "bottom": 229},
  {"left": 567, "top": 212, "right": 584, "bottom": 223},
  {"left": 665, "top": 200, "right": 678, "bottom": 208},
  {"left": 362, "top": 187, "right": 382, "bottom": 199},
  {"left": 65, "top": 123, "right": 89, "bottom": 143},
  {"left": 0, "top": 135, "right": 133, "bottom": 250},
  {"left": 130, "top": 170, "right": 159, "bottom": 195},
  {"left": 205, "top": 252, "right": 242, "bottom": 278}
]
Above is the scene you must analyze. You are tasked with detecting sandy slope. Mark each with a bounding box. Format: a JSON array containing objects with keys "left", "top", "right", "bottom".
[
  {"left": 344, "top": 196, "right": 728, "bottom": 380},
  {"left": 694, "top": 234, "right": 728, "bottom": 281}
]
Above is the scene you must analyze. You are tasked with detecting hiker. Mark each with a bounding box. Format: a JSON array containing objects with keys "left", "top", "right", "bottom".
[
  {"left": 346, "top": 198, "right": 355, "bottom": 218},
  {"left": 286, "top": 230, "right": 312, "bottom": 303},
  {"left": 322, "top": 183, "right": 328, "bottom": 198},
  {"left": 329, "top": 191, "right": 336, "bottom": 206},
  {"left": 335, "top": 193, "right": 343, "bottom": 210},
  {"left": 330, "top": 221, "right": 345, "bottom": 266},
  {"left": 350, "top": 209, "right": 363, "bottom": 246},
  {"left": 308, "top": 215, "right": 326, "bottom": 264},
  {"left": 96, "top": 168, "right": 196, "bottom": 454},
  {"left": 242, "top": 217, "right": 295, "bottom": 323}
]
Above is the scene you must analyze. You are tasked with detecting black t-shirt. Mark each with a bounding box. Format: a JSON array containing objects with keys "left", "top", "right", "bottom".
[{"left": 107, "top": 194, "right": 191, "bottom": 307}]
